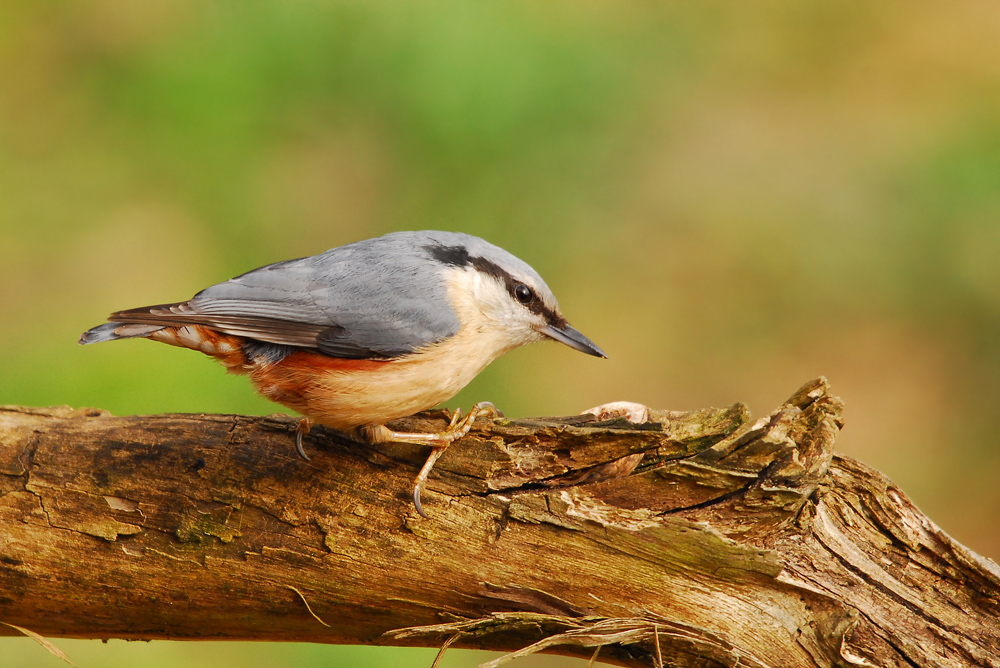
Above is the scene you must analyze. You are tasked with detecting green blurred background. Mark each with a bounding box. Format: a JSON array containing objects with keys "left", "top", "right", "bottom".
[{"left": 3, "top": 1, "right": 1000, "bottom": 666}]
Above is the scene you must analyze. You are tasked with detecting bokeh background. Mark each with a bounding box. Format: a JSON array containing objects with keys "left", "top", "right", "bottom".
[{"left": 3, "top": 1, "right": 1000, "bottom": 666}]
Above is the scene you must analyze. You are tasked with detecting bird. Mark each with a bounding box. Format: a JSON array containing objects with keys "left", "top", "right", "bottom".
[{"left": 79, "top": 230, "right": 607, "bottom": 516}]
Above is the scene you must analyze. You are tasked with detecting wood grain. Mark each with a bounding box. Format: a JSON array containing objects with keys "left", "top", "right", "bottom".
[{"left": 1, "top": 378, "right": 997, "bottom": 667}]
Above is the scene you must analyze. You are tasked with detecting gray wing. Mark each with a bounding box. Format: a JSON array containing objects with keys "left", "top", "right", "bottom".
[{"left": 105, "top": 238, "right": 461, "bottom": 359}]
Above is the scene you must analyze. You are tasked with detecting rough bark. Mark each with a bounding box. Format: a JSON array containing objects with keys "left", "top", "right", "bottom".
[{"left": 0, "top": 378, "right": 997, "bottom": 667}]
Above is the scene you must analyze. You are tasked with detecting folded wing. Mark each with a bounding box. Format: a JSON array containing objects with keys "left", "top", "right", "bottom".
[{"left": 85, "top": 242, "right": 460, "bottom": 360}]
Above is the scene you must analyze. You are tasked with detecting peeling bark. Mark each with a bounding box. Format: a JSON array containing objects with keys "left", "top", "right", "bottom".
[{"left": 0, "top": 378, "right": 997, "bottom": 667}]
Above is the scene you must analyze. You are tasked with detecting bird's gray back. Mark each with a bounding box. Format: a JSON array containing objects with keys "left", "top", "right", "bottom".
[
  {"left": 190, "top": 232, "right": 477, "bottom": 358},
  {"left": 85, "top": 231, "right": 555, "bottom": 360}
]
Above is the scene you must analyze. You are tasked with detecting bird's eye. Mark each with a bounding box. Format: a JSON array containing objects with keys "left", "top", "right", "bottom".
[{"left": 513, "top": 284, "right": 534, "bottom": 305}]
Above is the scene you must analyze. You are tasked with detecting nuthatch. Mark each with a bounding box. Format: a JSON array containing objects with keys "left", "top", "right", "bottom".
[{"left": 80, "top": 230, "right": 606, "bottom": 515}]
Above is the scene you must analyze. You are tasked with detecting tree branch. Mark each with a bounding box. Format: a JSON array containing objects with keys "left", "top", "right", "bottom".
[{"left": 0, "top": 378, "right": 997, "bottom": 667}]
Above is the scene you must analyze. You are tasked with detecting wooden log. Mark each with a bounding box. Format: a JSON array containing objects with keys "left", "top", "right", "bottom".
[{"left": 0, "top": 378, "right": 997, "bottom": 667}]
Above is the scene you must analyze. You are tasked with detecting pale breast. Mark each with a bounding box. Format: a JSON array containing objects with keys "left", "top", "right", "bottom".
[
  {"left": 288, "top": 321, "right": 514, "bottom": 430},
  {"left": 248, "top": 265, "right": 536, "bottom": 430},
  {"left": 258, "top": 268, "right": 522, "bottom": 429}
]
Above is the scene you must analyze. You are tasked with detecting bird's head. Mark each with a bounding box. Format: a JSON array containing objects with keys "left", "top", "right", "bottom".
[{"left": 423, "top": 235, "right": 607, "bottom": 360}]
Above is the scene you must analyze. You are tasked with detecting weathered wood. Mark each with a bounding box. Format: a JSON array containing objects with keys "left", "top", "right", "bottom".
[{"left": 0, "top": 378, "right": 997, "bottom": 667}]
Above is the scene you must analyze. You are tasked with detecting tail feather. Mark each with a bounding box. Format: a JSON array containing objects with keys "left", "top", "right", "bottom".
[{"left": 79, "top": 322, "right": 164, "bottom": 345}]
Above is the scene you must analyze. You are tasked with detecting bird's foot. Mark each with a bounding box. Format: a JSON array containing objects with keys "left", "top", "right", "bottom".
[
  {"left": 294, "top": 418, "right": 314, "bottom": 461},
  {"left": 370, "top": 401, "right": 501, "bottom": 518}
]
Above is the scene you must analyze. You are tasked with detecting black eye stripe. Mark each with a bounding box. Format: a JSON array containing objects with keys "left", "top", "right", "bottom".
[{"left": 426, "top": 245, "right": 564, "bottom": 326}]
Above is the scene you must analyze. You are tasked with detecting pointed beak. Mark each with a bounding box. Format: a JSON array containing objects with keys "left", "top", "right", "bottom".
[{"left": 539, "top": 322, "right": 607, "bottom": 358}]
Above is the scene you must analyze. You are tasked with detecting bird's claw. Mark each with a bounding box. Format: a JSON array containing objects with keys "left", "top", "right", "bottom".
[
  {"left": 410, "top": 401, "right": 500, "bottom": 518},
  {"left": 295, "top": 418, "right": 313, "bottom": 461}
]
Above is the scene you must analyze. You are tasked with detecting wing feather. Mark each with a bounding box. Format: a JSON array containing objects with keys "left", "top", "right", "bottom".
[{"left": 102, "top": 234, "right": 464, "bottom": 359}]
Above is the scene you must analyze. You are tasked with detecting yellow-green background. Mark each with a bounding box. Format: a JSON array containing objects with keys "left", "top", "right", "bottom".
[{"left": 3, "top": 1, "right": 1000, "bottom": 666}]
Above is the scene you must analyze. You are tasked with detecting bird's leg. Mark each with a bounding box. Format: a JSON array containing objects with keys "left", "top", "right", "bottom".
[
  {"left": 295, "top": 418, "right": 314, "bottom": 461},
  {"left": 356, "top": 401, "right": 501, "bottom": 517}
]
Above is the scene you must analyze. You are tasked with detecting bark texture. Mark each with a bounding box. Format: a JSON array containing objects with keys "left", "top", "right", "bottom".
[{"left": 0, "top": 378, "right": 997, "bottom": 667}]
